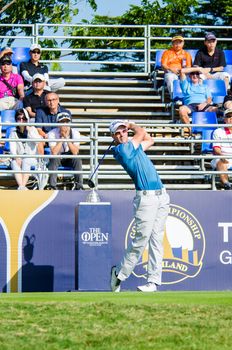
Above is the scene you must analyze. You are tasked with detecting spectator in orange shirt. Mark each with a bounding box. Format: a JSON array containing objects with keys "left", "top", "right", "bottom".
[{"left": 161, "top": 35, "right": 192, "bottom": 95}]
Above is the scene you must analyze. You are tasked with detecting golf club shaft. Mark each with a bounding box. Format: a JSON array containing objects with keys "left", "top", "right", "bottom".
[{"left": 89, "top": 140, "right": 114, "bottom": 180}]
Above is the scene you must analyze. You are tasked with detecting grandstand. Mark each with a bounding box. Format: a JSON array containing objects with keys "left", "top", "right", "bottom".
[{"left": 0, "top": 23, "right": 232, "bottom": 190}]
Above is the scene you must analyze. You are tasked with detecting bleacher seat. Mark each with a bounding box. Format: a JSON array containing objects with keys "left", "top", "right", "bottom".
[
  {"left": 201, "top": 128, "right": 216, "bottom": 153},
  {"left": 12, "top": 47, "right": 30, "bottom": 68},
  {"left": 4, "top": 126, "right": 15, "bottom": 152},
  {"left": 0, "top": 110, "right": 16, "bottom": 132},
  {"left": 224, "top": 50, "right": 232, "bottom": 65},
  {"left": 186, "top": 49, "right": 197, "bottom": 63},
  {"left": 203, "top": 79, "right": 227, "bottom": 105},
  {"left": 171, "top": 80, "right": 183, "bottom": 120},
  {"left": 224, "top": 65, "right": 232, "bottom": 83},
  {"left": 192, "top": 111, "right": 218, "bottom": 134}
]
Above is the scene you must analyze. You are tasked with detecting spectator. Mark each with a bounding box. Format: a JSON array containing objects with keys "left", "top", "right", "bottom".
[
  {"left": 47, "top": 112, "right": 83, "bottom": 190},
  {"left": 179, "top": 67, "right": 216, "bottom": 129},
  {"left": 193, "top": 32, "right": 230, "bottom": 89},
  {"left": 23, "top": 73, "right": 48, "bottom": 120},
  {"left": 20, "top": 44, "right": 65, "bottom": 92},
  {"left": 211, "top": 109, "right": 232, "bottom": 190},
  {"left": 35, "top": 92, "right": 70, "bottom": 154},
  {"left": 0, "top": 47, "right": 17, "bottom": 74},
  {"left": 9, "top": 108, "right": 41, "bottom": 190},
  {"left": 0, "top": 56, "right": 24, "bottom": 111},
  {"left": 223, "top": 87, "right": 232, "bottom": 110},
  {"left": 161, "top": 35, "right": 192, "bottom": 95}
]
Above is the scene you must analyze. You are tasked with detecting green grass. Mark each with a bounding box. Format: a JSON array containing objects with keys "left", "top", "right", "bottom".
[{"left": 0, "top": 291, "right": 232, "bottom": 350}]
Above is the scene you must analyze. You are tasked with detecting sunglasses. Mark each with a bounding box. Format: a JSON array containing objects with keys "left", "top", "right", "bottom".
[
  {"left": 16, "top": 117, "right": 27, "bottom": 121},
  {"left": 33, "top": 79, "right": 43, "bottom": 83},
  {"left": 31, "top": 50, "right": 41, "bottom": 54},
  {"left": 114, "top": 128, "right": 128, "bottom": 136},
  {"left": 1, "top": 61, "right": 12, "bottom": 66},
  {"left": 190, "top": 72, "right": 200, "bottom": 76}
]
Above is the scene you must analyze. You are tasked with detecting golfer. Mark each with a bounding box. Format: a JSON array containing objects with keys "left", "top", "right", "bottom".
[{"left": 110, "top": 120, "right": 170, "bottom": 292}]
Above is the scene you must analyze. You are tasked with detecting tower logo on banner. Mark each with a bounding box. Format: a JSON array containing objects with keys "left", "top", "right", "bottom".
[{"left": 125, "top": 204, "right": 205, "bottom": 284}]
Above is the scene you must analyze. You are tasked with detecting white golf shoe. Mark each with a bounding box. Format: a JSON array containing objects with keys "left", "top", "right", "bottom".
[
  {"left": 137, "top": 282, "right": 157, "bottom": 292},
  {"left": 110, "top": 266, "right": 121, "bottom": 292}
]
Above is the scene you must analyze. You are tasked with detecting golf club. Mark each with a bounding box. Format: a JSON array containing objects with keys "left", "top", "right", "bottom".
[{"left": 87, "top": 140, "right": 115, "bottom": 188}]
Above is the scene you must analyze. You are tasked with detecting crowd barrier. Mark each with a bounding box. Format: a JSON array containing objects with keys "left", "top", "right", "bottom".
[{"left": 0, "top": 190, "right": 231, "bottom": 292}]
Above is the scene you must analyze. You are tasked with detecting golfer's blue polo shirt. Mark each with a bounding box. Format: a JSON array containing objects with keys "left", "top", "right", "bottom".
[{"left": 112, "top": 141, "right": 163, "bottom": 190}]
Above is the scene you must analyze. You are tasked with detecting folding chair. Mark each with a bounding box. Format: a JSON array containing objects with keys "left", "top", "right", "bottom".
[
  {"left": 191, "top": 111, "right": 218, "bottom": 134},
  {"left": 224, "top": 50, "right": 232, "bottom": 65},
  {"left": 201, "top": 128, "right": 216, "bottom": 153},
  {"left": 151, "top": 50, "right": 165, "bottom": 93},
  {"left": 186, "top": 49, "right": 197, "bottom": 63},
  {"left": 12, "top": 47, "right": 30, "bottom": 69},
  {"left": 171, "top": 79, "right": 183, "bottom": 121},
  {"left": 0, "top": 110, "right": 16, "bottom": 132},
  {"left": 203, "top": 79, "right": 227, "bottom": 105}
]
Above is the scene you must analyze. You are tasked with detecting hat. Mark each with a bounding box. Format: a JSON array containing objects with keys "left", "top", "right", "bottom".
[
  {"left": 224, "top": 109, "right": 232, "bottom": 117},
  {"left": 205, "top": 32, "right": 216, "bottom": 41},
  {"left": 109, "top": 120, "right": 127, "bottom": 134},
  {"left": 172, "top": 35, "right": 184, "bottom": 42},
  {"left": 32, "top": 73, "right": 46, "bottom": 82},
  {"left": 57, "top": 112, "right": 71, "bottom": 123},
  {"left": 30, "top": 44, "right": 41, "bottom": 52},
  {"left": 0, "top": 47, "right": 13, "bottom": 59},
  {"left": 0, "top": 55, "right": 12, "bottom": 65}
]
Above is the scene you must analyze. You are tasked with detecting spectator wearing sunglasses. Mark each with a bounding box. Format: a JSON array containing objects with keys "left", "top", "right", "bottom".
[
  {"left": 9, "top": 108, "right": 42, "bottom": 190},
  {"left": 20, "top": 44, "right": 65, "bottom": 93},
  {"left": 178, "top": 67, "right": 217, "bottom": 130},
  {"left": 0, "top": 56, "right": 24, "bottom": 111}
]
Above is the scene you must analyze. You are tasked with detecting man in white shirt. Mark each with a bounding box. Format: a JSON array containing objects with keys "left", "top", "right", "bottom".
[
  {"left": 47, "top": 112, "right": 83, "bottom": 190},
  {"left": 211, "top": 109, "right": 232, "bottom": 190}
]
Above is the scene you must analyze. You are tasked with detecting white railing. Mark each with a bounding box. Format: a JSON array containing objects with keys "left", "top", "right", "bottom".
[
  {"left": 1, "top": 23, "right": 232, "bottom": 73},
  {"left": 1, "top": 121, "right": 232, "bottom": 190}
]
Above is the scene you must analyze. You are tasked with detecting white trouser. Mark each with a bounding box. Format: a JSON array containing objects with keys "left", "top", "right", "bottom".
[
  {"left": 117, "top": 189, "right": 170, "bottom": 285},
  {"left": 46, "top": 78, "right": 66, "bottom": 92},
  {"left": 0, "top": 96, "right": 22, "bottom": 111},
  {"left": 164, "top": 72, "right": 179, "bottom": 94},
  {"left": 11, "top": 157, "right": 37, "bottom": 172}
]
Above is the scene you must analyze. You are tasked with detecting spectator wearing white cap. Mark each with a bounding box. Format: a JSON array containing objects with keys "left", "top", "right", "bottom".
[
  {"left": 211, "top": 109, "right": 232, "bottom": 190},
  {"left": 194, "top": 32, "right": 230, "bottom": 89},
  {"left": 20, "top": 44, "right": 65, "bottom": 92},
  {"left": 23, "top": 73, "right": 48, "bottom": 120}
]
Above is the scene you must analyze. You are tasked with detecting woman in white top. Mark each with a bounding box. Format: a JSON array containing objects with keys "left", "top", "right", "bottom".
[{"left": 9, "top": 108, "right": 41, "bottom": 189}]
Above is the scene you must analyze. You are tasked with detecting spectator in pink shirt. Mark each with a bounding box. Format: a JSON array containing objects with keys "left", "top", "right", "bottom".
[{"left": 0, "top": 55, "right": 24, "bottom": 111}]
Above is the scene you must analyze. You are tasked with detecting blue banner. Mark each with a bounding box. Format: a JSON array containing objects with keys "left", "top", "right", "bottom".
[{"left": 0, "top": 190, "right": 231, "bottom": 292}]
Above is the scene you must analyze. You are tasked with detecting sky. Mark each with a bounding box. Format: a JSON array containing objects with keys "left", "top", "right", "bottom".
[{"left": 76, "top": 0, "right": 142, "bottom": 22}]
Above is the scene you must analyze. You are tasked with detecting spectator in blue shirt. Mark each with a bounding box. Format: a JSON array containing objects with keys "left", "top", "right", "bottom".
[
  {"left": 178, "top": 67, "right": 217, "bottom": 130},
  {"left": 35, "top": 91, "right": 70, "bottom": 154}
]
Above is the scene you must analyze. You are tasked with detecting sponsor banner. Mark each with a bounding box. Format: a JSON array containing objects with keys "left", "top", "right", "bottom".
[
  {"left": 0, "top": 190, "right": 231, "bottom": 292},
  {"left": 76, "top": 203, "right": 112, "bottom": 291}
]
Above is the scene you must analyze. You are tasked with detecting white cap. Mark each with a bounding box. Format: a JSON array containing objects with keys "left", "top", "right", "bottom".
[
  {"left": 224, "top": 109, "right": 232, "bottom": 117},
  {"left": 30, "top": 44, "right": 41, "bottom": 52},
  {"left": 32, "top": 73, "right": 46, "bottom": 82},
  {"left": 109, "top": 120, "right": 127, "bottom": 134}
]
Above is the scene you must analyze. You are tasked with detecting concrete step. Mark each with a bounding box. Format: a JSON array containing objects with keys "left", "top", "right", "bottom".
[{"left": 59, "top": 94, "right": 161, "bottom": 101}]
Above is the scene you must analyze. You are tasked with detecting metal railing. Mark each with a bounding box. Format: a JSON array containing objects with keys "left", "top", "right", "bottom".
[
  {"left": 1, "top": 120, "right": 232, "bottom": 190},
  {"left": 1, "top": 23, "right": 232, "bottom": 73}
]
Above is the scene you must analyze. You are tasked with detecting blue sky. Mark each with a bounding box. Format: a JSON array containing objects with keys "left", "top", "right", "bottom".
[{"left": 76, "top": 0, "right": 142, "bottom": 22}]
